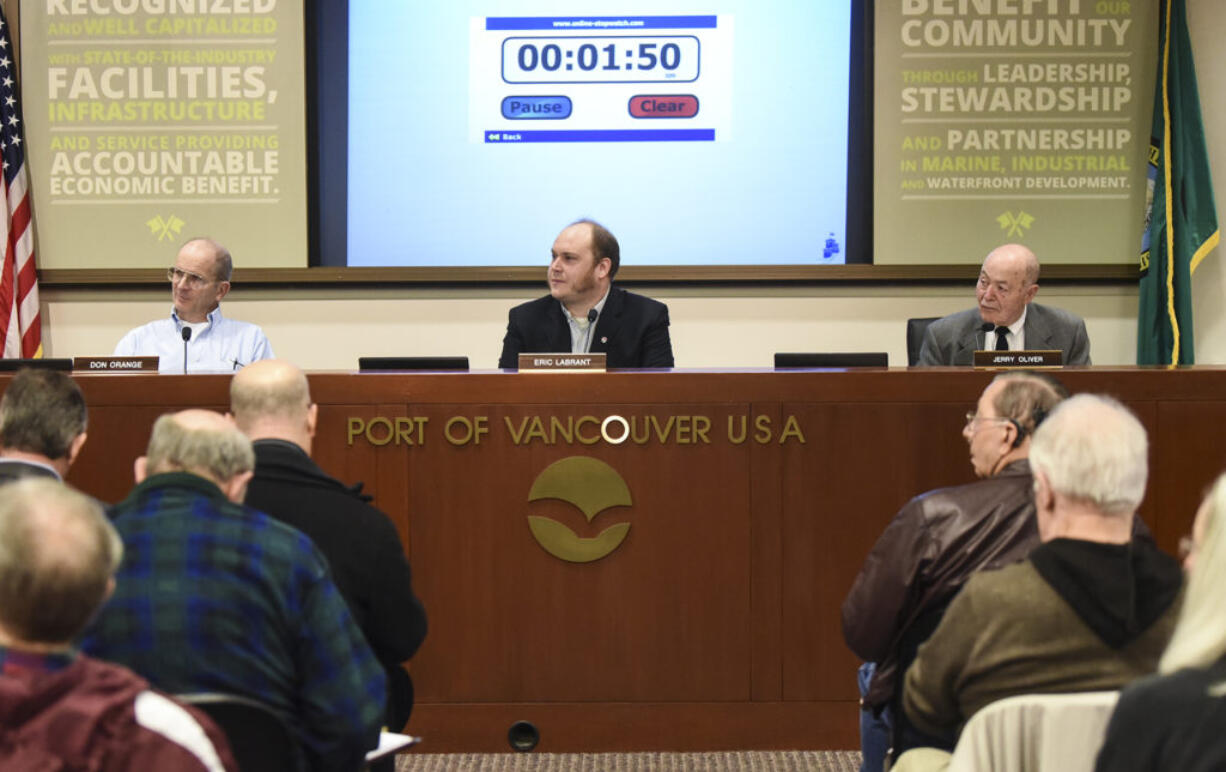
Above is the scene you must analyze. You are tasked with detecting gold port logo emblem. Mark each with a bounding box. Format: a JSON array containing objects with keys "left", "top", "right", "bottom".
[{"left": 526, "top": 457, "right": 632, "bottom": 563}]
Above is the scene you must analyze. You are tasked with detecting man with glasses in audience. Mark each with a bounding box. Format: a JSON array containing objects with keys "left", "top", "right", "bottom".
[
  {"left": 916, "top": 243, "right": 1090, "bottom": 366},
  {"left": 113, "top": 237, "right": 273, "bottom": 373},
  {"left": 842, "top": 372, "right": 1068, "bottom": 770},
  {"left": 900, "top": 395, "right": 1181, "bottom": 768}
]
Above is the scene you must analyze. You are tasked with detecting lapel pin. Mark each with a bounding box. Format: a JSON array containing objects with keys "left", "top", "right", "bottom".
[{"left": 601, "top": 337, "right": 608, "bottom": 344}]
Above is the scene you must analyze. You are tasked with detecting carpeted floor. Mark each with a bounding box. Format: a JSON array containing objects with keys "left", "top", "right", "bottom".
[{"left": 395, "top": 751, "right": 862, "bottom": 771}]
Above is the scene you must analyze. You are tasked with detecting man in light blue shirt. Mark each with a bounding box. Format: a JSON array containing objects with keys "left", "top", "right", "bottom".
[{"left": 114, "top": 238, "right": 273, "bottom": 373}]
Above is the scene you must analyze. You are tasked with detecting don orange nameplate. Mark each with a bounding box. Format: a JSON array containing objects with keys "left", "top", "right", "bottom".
[
  {"left": 517, "top": 353, "right": 607, "bottom": 372},
  {"left": 973, "top": 350, "right": 1063, "bottom": 369},
  {"left": 73, "top": 356, "right": 159, "bottom": 372}
]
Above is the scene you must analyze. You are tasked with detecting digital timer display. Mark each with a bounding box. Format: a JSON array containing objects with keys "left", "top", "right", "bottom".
[
  {"left": 347, "top": 3, "right": 853, "bottom": 270},
  {"left": 470, "top": 15, "right": 730, "bottom": 143},
  {"left": 502, "top": 36, "right": 700, "bottom": 83}
]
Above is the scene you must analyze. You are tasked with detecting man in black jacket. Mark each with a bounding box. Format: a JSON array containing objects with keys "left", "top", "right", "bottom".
[
  {"left": 842, "top": 371, "right": 1067, "bottom": 770},
  {"left": 498, "top": 219, "right": 674, "bottom": 369},
  {"left": 229, "top": 359, "right": 427, "bottom": 735}
]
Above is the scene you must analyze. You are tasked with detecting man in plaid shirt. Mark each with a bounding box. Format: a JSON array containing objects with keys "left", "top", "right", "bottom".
[{"left": 82, "top": 409, "right": 386, "bottom": 772}]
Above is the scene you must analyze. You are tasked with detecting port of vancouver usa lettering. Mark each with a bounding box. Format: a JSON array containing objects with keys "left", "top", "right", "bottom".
[{"left": 346, "top": 414, "right": 808, "bottom": 447}]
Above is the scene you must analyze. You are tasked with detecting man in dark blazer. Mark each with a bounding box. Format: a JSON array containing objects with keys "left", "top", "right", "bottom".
[
  {"left": 917, "top": 244, "right": 1091, "bottom": 366},
  {"left": 229, "top": 360, "right": 428, "bottom": 741},
  {"left": 498, "top": 219, "right": 674, "bottom": 369},
  {"left": 0, "top": 368, "right": 88, "bottom": 485}
]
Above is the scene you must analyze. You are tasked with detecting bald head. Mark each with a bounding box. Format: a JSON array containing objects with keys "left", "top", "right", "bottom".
[
  {"left": 987, "top": 244, "right": 1039, "bottom": 284},
  {"left": 990, "top": 371, "right": 1068, "bottom": 440},
  {"left": 0, "top": 478, "right": 122, "bottom": 648},
  {"left": 976, "top": 244, "right": 1040, "bottom": 327},
  {"left": 140, "top": 409, "right": 254, "bottom": 500},
  {"left": 229, "top": 360, "right": 316, "bottom": 451},
  {"left": 181, "top": 237, "right": 232, "bottom": 282},
  {"left": 172, "top": 408, "right": 238, "bottom": 434}
]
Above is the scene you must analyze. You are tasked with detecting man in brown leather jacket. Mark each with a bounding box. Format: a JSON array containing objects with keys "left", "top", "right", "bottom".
[
  {"left": 899, "top": 395, "right": 1181, "bottom": 766},
  {"left": 842, "top": 371, "right": 1068, "bottom": 770}
]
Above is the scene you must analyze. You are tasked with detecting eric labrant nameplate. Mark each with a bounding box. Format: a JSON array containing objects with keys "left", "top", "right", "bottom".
[{"left": 517, "top": 353, "right": 607, "bottom": 372}]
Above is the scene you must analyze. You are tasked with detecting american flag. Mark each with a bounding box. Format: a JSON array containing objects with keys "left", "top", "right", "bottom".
[{"left": 0, "top": 8, "right": 39, "bottom": 358}]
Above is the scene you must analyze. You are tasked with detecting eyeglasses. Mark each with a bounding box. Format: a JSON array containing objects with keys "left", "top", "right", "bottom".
[
  {"left": 965, "top": 411, "right": 1012, "bottom": 430},
  {"left": 167, "top": 267, "right": 214, "bottom": 289},
  {"left": 977, "top": 275, "right": 1033, "bottom": 295}
]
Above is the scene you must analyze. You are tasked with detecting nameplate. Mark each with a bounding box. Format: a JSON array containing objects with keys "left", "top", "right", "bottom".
[
  {"left": 973, "top": 350, "right": 1063, "bottom": 369},
  {"left": 517, "top": 353, "right": 607, "bottom": 372},
  {"left": 73, "top": 356, "right": 159, "bottom": 372}
]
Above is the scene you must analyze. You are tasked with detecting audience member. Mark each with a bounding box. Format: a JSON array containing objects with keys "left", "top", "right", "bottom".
[
  {"left": 230, "top": 359, "right": 428, "bottom": 733},
  {"left": 0, "top": 478, "right": 236, "bottom": 771},
  {"left": 498, "top": 219, "right": 674, "bottom": 368},
  {"left": 0, "top": 367, "right": 87, "bottom": 484},
  {"left": 843, "top": 371, "right": 1067, "bottom": 768},
  {"left": 917, "top": 244, "right": 1091, "bottom": 366},
  {"left": 113, "top": 237, "right": 273, "bottom": 373},
  {"left": 898, "top": 395, "right": 1182, "bottom": 768},
  {"left": 1094, "top": 473, "right": 1226, "bottom": 772},
  {"left": 81, "top": 409, "right": 385, "bottom": 772}
]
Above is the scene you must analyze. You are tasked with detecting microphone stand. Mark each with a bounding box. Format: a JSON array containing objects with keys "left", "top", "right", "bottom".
[
  {"left": 584, "top": 308, "right": 599, "bottom": 352},
  {"left": 181, "top": 327, "right": 192, "bottom": 374}
]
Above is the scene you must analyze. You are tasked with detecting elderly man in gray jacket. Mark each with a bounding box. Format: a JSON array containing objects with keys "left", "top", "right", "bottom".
[{"left": 917, "top": 244, "right": 1091, "bottom": 367}]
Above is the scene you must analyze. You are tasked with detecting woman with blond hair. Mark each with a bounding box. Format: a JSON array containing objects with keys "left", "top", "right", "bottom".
[{"left": 1094, "top": 473, "right": 1226, "bottom": 771}]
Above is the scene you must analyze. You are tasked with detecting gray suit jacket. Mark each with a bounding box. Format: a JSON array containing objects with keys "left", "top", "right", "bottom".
[
  {"left": 0, "top": 458, "right": 60, "bottom": 485},
  {"left": 917, "top": 303, "right": 1091, "bottom": 366}
]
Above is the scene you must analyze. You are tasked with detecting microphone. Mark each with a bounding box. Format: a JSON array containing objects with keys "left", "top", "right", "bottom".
[
  {"left": 587, "top": 308, "right": 598, "bottom": 324},
  {"left": 980, "top": 321, "right": 994, "bottom": 333},
  {"left": 181, "top": 326, "right": 191, "bottom": 374}
]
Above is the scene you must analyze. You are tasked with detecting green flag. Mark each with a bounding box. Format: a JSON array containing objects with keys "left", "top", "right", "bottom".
[{"left": 1137, "top": 0, "right": 1220, "bottom": 366}]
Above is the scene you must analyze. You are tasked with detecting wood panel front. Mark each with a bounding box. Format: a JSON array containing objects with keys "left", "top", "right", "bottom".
[{"left": 4, "top": 367, "right": 1221, "bottom": 752}]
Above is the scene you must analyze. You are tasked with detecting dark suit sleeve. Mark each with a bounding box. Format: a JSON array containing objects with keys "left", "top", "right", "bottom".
[
  {"left": 917, "top": 312, "right": 981, "bottom": 367},
  {"left": 498, "top": 308, "right": 523, "bottom": 369},
  {"left": 916, "top": 325, "right": 945, "bottom": 367},
  {"left": 641, "top": 303, "right": 675, "bottom": 367},
  {"left": 1067, "top": 317, "right": 1091, "bottom": 365},
  {"left": 364, "top": 514, "right": 428, "bottom": 665}
]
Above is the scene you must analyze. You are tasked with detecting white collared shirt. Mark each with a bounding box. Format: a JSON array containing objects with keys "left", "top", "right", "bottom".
[
  {"left": 113, "top": 306, "right": 274, "bottom": 373},
  {"left": 561, "top": 287, "right": 611, "bottom": 354},
  {"left": 992, "top": 306, "right": 1028, "bottom": 350}
]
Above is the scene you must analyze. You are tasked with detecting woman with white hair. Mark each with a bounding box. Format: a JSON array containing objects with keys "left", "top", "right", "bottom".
[{"left": 1094, "top": 473, "right": 1226, "bottom": 771}]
